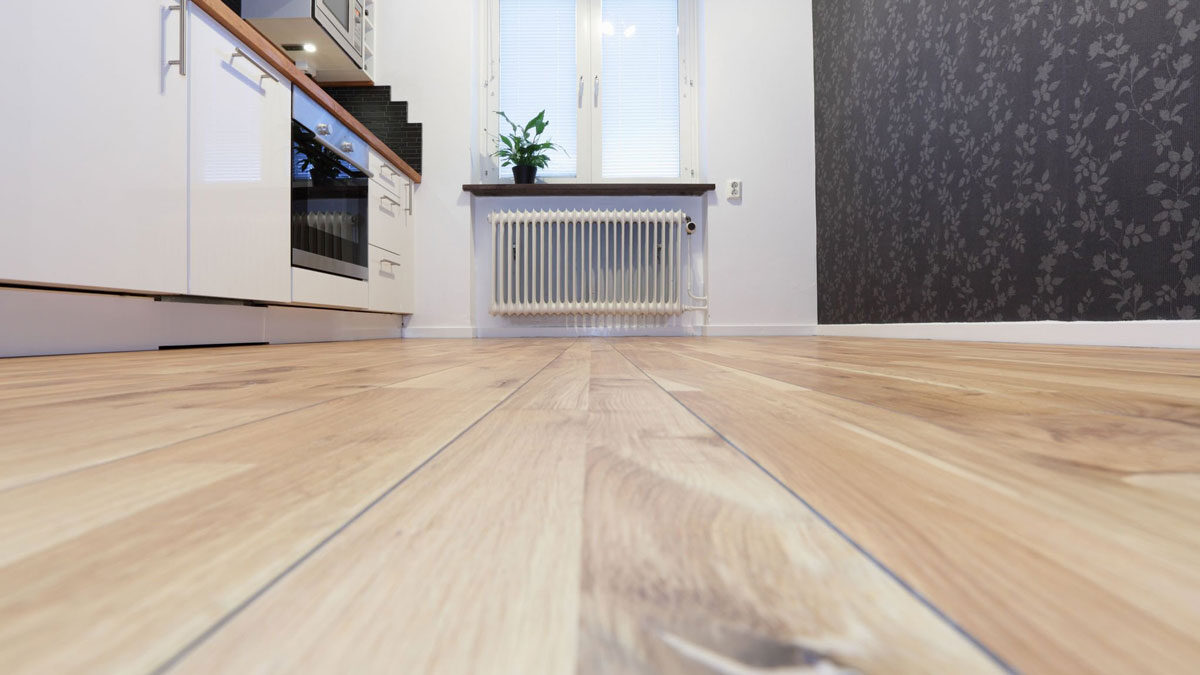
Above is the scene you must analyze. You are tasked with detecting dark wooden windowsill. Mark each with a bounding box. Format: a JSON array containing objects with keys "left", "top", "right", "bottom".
[{"left": 462, "top": 183, "right": 716, "bottom": 197}]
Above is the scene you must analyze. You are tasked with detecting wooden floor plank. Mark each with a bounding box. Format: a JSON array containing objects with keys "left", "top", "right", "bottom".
[
  {"left": 0, "top": 341, "right": 571, "bottom": 674},
  {"left": 171, "top": 341, "right": 593, "bottom": 674},
  {"left": 173, "top": 340, "right": 999, "bottom": 674},
  {"left": 1, "top": 336, "right": 1197, "bottom": 673},
  {"left": 0, "top": 339, "right": 542, "bottom": 490},
  {"left": 612, "top": 338, "right": 1200, "bottom": 673}
]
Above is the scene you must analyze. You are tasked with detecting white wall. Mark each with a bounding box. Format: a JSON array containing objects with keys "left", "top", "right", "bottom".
[
  {"left": 700, "top": 0, "right": 818, "bottom": 335},
  {"left": 374, "top": 1, "right": 481, "bottom": 338},
  {"left": 374, "top": 0, "right": 818, "bottom": 337}
]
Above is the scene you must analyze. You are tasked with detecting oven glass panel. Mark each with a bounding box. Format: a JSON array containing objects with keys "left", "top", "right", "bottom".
[
  {"left": 292, "top": 121, "right": 368, "bottom": 279},
  {"left": 321, "top": 0, "right": 350, "bottom": 30}
]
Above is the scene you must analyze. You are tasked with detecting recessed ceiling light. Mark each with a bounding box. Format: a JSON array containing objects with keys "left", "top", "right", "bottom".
[{"left": 302, "top": 43, "right": 318, "bottom": 53}]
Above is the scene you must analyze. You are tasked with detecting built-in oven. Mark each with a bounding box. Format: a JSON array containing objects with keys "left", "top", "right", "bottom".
[{"left": 291, "top": 89, "right": 371, "bottom": 281}]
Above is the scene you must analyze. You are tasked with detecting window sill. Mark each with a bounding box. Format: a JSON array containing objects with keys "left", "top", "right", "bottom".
[{"left": 461, "top": 183, "right": 716, "bottom": 197}]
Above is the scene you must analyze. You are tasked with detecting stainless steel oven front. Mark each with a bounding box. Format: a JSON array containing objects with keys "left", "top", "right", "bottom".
[
  {"left": 291, "top": 89, "right": 372, "bottom": 281},
  {"left": 313, "top": 0, "right": 365, "bottom": 68}
]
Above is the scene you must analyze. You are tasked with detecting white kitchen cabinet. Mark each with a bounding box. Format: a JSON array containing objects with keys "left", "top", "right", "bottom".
[
  {"left": 368, "top": 245, "right": 413, "bottom": 313},
  {"left": 187, "top": 7, "right": 292, "bottom": 303},
  {"left": 367, "top": 152, "right": 414, "bottom": 314},
  {"left": 0, "top": 2, "right": 188, "bottom": 294},
  {"left": 368, "top": 151, "right": 412, "bottom": 200},
  {"left": 368, "top": 178, "right": 411, "bottom": 257}
]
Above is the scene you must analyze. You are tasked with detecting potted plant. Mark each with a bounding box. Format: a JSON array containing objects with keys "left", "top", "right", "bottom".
[{"left": 492, "top": 110, "right": 566, "bottom": 184}]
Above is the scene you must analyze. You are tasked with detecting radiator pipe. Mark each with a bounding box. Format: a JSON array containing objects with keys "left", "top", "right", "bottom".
[{"left": 684, "top": 217, "right": 709, "bottom": 309}]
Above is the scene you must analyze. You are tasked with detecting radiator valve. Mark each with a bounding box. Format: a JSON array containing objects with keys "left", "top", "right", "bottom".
[{"left": 685, "top": 218, "right": 697, "bottom": 235}]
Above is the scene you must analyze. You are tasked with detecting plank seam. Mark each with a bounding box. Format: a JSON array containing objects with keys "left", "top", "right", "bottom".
[
  {"left": 151, "top": 340, "right": 580, "bottom": 674},
  {"left": 604, "top": 339, "right": 1017, "bottom": 674},
  {"left": 0, "top": 348, "right": 524, "bottom": 495}
]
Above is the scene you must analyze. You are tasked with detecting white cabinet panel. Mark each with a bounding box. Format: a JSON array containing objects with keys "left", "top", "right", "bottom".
[
  {"left": 0, "top": 2, "right": 188, "bottom": 294},
  {"left": 187, "top": 7, "right": 292, "bottom": 303},
  {"left": 368, "top": 152, "right": 410, "bottom": 199},
  {"left": 368, "top": 179, "right": 411, "bottom": 256},
  {"left": 368, "top": 245, "right": 413, "bottom": 314},
  {"left": 292, "top": 268, "right": 368, "bottom": 310}
]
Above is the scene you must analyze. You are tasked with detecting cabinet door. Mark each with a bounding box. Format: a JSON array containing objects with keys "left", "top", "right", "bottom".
[
  {"left": 368, "top": 151, "right": 409, "bottom": 198},
  {"left": 187, "top": 7, "right": 292, "bottom": 303},
  {"left": 0, "top": 2, "right": 188, "bottom": 294},
  {"left": 368, "top": 178, "right": 409, "bottom": 255},
  {"left": 368, "top": 245, "right": 413, "bottom": 314}
]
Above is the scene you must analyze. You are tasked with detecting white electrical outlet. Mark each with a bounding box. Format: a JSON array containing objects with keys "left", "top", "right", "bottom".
[{"left": 728, "top": 179, "right": 743, "bottom": 200}]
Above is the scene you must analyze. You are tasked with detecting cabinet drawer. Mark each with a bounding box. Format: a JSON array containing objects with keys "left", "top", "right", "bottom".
[
  {"left": 368, "top": 245, "right": 413, "bottom": 314},
  {"left": 368, "top": 179, "right": 410, "bottom": 255},
  {"left": 369, "top": 151, "right": 410, "bottom": 199},
  {"left": 292, "top": 267, "right": 368, "bottom": 309}
]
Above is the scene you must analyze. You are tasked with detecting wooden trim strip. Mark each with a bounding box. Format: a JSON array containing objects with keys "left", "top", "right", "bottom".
[
  {"left": 191, "top": 0, "right": 421, "bottom": 184},
  {"left": 462, "top": 183, "right": 717, "bottom": 197}
]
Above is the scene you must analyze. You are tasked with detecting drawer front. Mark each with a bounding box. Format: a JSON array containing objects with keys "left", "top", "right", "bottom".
[
  {"left": 368, "top": 179, "right": 408, "bottom": 255},
  {"left": 292, "top": 267, "right": 368, "bottom": 309},
  {"left": 368, "top": 245, "right": 413, "bottom": 314},
  {"left": 368, "top": 151, "right": 410, "bottom": 200}
]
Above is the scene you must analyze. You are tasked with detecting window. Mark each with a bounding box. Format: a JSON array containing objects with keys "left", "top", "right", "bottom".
[{"left": 482, "top": 0, "right": 699, "bottom": 182}]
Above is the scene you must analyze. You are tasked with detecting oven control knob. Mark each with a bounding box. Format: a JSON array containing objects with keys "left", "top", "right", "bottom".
[
  {"left": 316, "top": 124, "right": 331, "bottom": 136},
  {"left": 341, "top": 141, "right": 354, "bottom": 153}
]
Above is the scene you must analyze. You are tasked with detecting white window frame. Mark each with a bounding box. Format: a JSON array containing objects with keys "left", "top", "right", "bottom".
[{"left": 479, "top": 0, "right": 700, "bottom": 184}]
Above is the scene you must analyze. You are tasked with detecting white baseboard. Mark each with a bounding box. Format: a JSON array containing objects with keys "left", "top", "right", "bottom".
[
  {"left": 704, "top": 324, "right": 818, "bottom": 337},
  {"left": 0, "top": 287, "right": 403, "bottom": 357},
  {"left": 401, "top": 325, "right": 477, "bottom": 339},
  {"left": 817, "top": 320, "right": 1200, "bottom": 349}
]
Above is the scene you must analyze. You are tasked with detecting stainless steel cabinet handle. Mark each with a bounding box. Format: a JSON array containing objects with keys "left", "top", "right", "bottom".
[
  {"left": 379, "top": 258, "right": 401, "bottom": 271},
  {"left": 405, "top": 182, "right": 414, "bottom": 215},
  {"left": 594, "top": 74, "right": 600, "bottom": 106},
  {"left": 168, "top": 1, "right": 187, "bottom": 76},
  {"left": 316, "top": 123, "right": 331, "bottom": 136},
  {"left": 232, "top": 48, "right": 280, "bottom": 83},
  {"left": 341, "top": 141, "right": 355, "bottom": 153},
  {"left": 380, "top": 195, "right": 402, "bottom": 209}
]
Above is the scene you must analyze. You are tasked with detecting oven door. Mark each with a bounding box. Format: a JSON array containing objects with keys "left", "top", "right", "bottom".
[
  {"left": 313, "top": 0, "right": 365, "bottom": 68},
  {"left": 291, "top": 120, "right": 370, "bottom": 281}
]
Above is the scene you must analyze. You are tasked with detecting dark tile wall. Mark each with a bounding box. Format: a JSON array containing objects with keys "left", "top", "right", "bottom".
[
  {"left": 814, "top": 0, "right": 1199, "bottom": 323},
  {"left": 325, "top": 86, "right": 423, "bottom": 175}
]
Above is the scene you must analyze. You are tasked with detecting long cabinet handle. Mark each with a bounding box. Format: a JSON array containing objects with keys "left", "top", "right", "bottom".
[
  {"left": 380, "top": 195, "right": 402, "bottom": 209},
  {"left": 232, "top": 48, "right": 280, "bottom": 83},
  {"left": 405, "top": 182, "right": 414, "bottom": 215},
  {"left": 168, "top": 0, "right": 187, "bottom": 76}
]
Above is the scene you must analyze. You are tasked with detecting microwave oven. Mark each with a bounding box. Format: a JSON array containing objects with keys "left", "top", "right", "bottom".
[{"left": 241, "top": 0, "right": 365, "bottom": 76}]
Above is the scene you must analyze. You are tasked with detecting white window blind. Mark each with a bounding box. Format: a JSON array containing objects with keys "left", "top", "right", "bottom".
[
  {"left": 600, "top": 0, "right": 680, "bottom": 178},
  {"left": 499, "top": 0, "right": 578, "bottom": 178}
]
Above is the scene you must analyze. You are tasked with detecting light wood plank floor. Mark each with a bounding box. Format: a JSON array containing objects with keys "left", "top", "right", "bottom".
[{"left": 0, "top": 337, "right": 1197, "bottom": 673}]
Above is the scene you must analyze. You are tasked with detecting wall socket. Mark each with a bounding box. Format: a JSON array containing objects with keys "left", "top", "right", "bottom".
[{"left": 727, "top": 179, "right": 743, "bottom": 200}]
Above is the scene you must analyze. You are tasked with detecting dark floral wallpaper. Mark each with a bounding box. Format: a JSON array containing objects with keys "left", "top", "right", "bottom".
[{"left": 814, "top": 0, "right": 1199, "bottom": 323}]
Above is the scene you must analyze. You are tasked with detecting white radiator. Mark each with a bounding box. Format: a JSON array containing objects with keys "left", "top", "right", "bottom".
[{"left": 489, "top": 209, "right": 690, "bottom": 316}]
